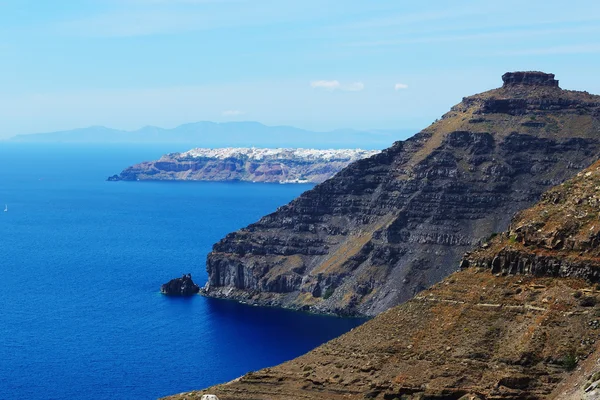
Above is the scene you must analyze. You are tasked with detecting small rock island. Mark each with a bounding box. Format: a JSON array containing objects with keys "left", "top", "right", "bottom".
[
  {"left": 108, "top": 147, "right": 380, "bottom": 184},
  {"left": 160, "top": 274, "right": 200, "bottom": 296}
]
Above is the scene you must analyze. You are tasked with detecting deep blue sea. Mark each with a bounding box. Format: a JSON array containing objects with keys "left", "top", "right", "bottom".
[{"left": 0, "top": 144, "right": 364, "bottom": 399}]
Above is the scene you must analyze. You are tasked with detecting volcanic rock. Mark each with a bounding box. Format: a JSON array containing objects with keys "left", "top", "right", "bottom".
[
  {"left": 163, "top": 158, "right": 600, "bottom": 400},
  {"left": 502, "top": 71, "right": 559, "bottom": 87},
  {"left": 203, "top": 71, "right": 600, "bottom": 317},
  {"left": 161, "top": 274, "right": 200, "bottom": 296}
]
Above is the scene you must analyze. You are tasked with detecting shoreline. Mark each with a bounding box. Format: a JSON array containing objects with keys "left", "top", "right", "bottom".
[{"left": 199, "top": 289, "right": 372, "bottom": 320}]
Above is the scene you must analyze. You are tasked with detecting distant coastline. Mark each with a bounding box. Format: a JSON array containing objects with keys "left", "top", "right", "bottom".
[
  {"left": 6, "top": 121, "right": 411, "bottom": 150},
  {"left": 108, "top": 147, "right": 380, "bottom": 184}
]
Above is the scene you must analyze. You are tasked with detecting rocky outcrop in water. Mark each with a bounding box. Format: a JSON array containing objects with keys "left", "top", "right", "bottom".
[
  {"left": 109, "top": 148, "right": 380, "bottom": 184},
  {"left": 160, "top": 274, "right": 200, "bottom": 296},
  {"left": 163, "top": 155, "right": 600, "bottom": 400},
  {"left": 203, "top": 71, "right": 600, "bottom": 317}
]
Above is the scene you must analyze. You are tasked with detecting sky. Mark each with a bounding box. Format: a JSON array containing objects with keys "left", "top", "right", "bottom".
[{"left": 0, "top": 0, "right": 599, "bottom": 139}]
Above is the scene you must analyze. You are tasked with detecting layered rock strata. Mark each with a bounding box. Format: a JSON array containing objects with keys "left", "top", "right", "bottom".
[
  {"left": 109, "top": 148, "right": 379, "bottom": 184},
  {"left": 462, "top": 160, "right": 600, "bottom": 281},
  {"left": 204, "top": 72, "right": 600, "bottom": 317},
  {"left": 164, "top": 157, "right": 600, "bottom": 400}
]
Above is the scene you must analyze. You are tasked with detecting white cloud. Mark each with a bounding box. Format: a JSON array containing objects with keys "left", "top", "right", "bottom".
[
  {"left": 310, "top": 80, "right": 364, "bottom": 92},
  {"left": 222, "top": 110, "right": 245, "bottom": 116},
  {"left": 310, "top": 80, "right": 341, "bottom": 90},
  {"left": 344, "top": 82, "right": 365, "bottom": 91},
  {"left": 394, "top": 83, "right": 408, "bottom": 90}
]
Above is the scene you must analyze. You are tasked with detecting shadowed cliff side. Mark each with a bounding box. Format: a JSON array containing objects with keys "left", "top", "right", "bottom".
[
  {"left": 203, "top": 71, "right": 600, "bottom": 317},
  {"left": 164, "top": 159, "right": 600, "bottom": 400}
]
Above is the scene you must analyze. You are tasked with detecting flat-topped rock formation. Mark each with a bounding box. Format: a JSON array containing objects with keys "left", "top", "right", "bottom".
[
  {"left": 163, "top": 157, "right": 600, "bottom": 400},
  {"left": 203, "top": 71, "right": 600, "bottom": 317},
  {"left": 502, "top": 71, "right": 559, "bottom": 87},
  {"left": 108, "top": 148, "right": 380, "bottom": 184}
]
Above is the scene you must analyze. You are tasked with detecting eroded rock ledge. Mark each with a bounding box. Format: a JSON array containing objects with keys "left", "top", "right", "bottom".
[{"left": 463, "top": 160, "right": 600, "bottom": 283}]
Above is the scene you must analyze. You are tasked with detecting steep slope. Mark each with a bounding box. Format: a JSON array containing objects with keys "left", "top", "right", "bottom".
[
  {"left": 203, "top": 72, "right": 600, "bottom": 317},
  {"left": 164, "top": 159, "right": 600, "bottom": 400},
  {"left": 108, "top": 148, "right": 379, "bottom": 184},
  {"left": 461, "top": 161, "right": 600, "bottom": 280}
]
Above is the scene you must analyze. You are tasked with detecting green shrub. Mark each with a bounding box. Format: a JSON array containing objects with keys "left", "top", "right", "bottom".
[
  {"left": 562, "top": 353, "right": 577, "bottom": 370},
  {"left": 486, "top": 232, "right": 498, "bottom": 242},
  {"left": 323, "top": 287, "right": 335, "bottom": 299}
]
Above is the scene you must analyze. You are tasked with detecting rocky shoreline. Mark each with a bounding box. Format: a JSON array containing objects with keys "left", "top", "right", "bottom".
[
  {"left": 164, "top": 130, "right": 600, "bottom": 400},
  {"left": 108, "top": 148, "right": 380, "bottom": 184}
]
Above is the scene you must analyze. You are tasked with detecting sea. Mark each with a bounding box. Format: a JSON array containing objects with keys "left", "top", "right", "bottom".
[{"left": 0, "top": 144, "right": 365, "bottom": 399}]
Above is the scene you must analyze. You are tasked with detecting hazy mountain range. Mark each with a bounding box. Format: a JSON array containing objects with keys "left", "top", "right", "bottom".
[{"left": 6, "top": 122, "right": 415, "bottom": 150}]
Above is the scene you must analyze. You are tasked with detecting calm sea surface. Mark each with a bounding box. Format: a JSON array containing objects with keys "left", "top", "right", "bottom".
[{"left": 0, "top": 144, "right": 364, "bottom": 399}]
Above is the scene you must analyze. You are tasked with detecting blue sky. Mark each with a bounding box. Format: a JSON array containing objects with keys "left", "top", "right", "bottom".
[{"left": 0, "top": 0, "right": 599, "bottom": 138}]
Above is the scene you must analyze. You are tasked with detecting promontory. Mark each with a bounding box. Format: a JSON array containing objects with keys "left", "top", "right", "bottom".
[
  {"left": 202, "top": 71, "right": 600, "bottom": 317},
  {"left": 165, "top": 104, "right": 600, "bottom": 400},
  {"left": 108, "top": 148, "right": 380, "bottom": 184}
]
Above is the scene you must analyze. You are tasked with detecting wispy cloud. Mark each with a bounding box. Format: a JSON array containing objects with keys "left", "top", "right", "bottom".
[
  {"left": 310, "top": 80, "right": 364, "bottom": 92},
  {"left": 330, "top": 9, "right": 482, "bottom": 31},
  {"left": 222, "top": 109, "right": 245, "bottom": 116},
  {"left": 394, "top": 83, "right": 408, "bottom": 90},
  {"left": 57, "top": 0, "right": 346, "bottom": 37},
  {"left": 58, "top": 10, "right": 210, "bottom": 37},
  {"left": 123, "top": 0, "right": 240, "bottom": 3},
  {"left": 346, "top": 25, "right": 600, "bottom": 48},
  {"left": 344, "top": 82, "right": 365, "bottom": 91},
  {"left": 310, "top": 80, "right": 340, "bottom": 90},
  {"left": 494, "top": 43, "right": 600, "bottom": 56}
]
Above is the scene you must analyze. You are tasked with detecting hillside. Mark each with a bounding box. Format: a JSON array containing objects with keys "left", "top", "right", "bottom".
[
  {"left": 164, "top": 156, "right": 600, "bottom": 400},
  {"left": 202, "top": 71, "right": 600, "bottom": 317},
  {"left": 107, "top": 148, "right": 380, "bottom": 184}
]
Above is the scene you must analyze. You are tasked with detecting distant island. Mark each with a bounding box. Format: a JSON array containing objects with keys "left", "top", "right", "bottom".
[
  {"left": 6, "top": 121, "right": 411, "bottom": 150},
  {"left": 108, "top": 147, "right": 380, "bottom": 184}
]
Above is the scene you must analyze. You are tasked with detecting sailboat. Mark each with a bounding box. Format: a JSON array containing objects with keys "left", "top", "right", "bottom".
[{"left": 3, "top": 204, "right": 7, "bottom": 212}]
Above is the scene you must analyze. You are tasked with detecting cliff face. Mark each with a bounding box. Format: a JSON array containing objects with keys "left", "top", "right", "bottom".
[
  {"left": 108, "top": 148, "right": 379, "bottom": 184},
  {"left": 203, "top": 72, "right": 600, "bottom": 317},
  {"left": 164, "top": 155, "right": 600, "bottom": 400},
  {"left": 461, "top": 160, "right": 600, "bottom": 281}
]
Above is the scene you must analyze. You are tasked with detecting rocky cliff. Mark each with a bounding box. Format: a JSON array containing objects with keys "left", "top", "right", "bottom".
[
  {"left": 108, "top": 148, "right": 379, "bottom": 184},
  {"left": 461, "top": 161, "right": 600, "bottom": 281},
  {"left": 164, "top": 155, "right": 600, "bottom": 400},
  {"left": 203, "top": 71, "right": 600, "bottom": 317}
]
